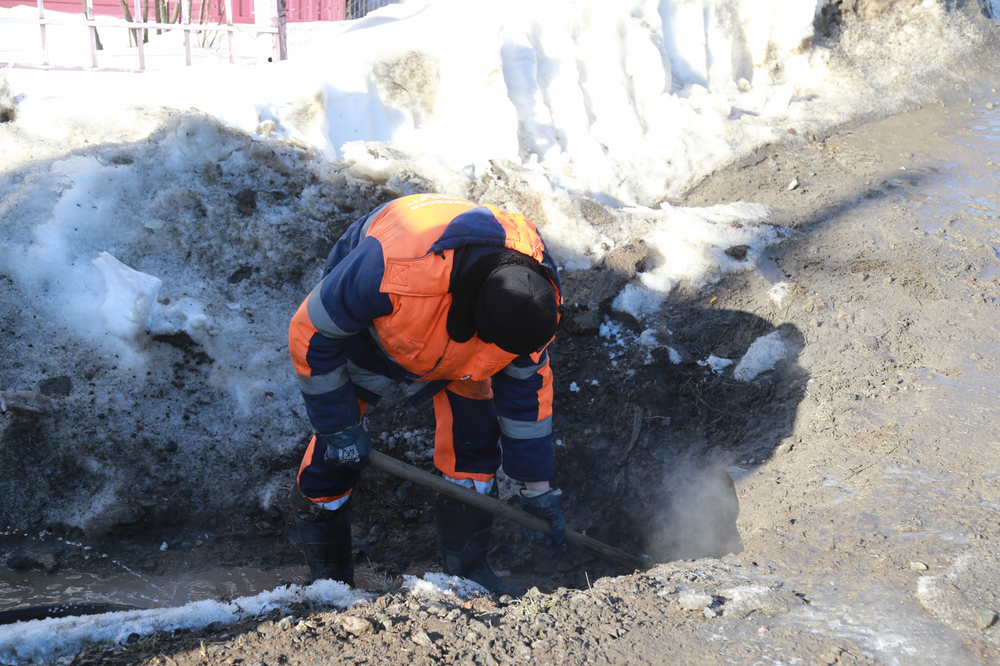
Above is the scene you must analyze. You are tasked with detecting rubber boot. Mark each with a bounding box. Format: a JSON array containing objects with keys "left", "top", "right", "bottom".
[
  {"left": 295, "top": 512, "right": 354, "bottom": 585},
  {"left": 435, "top": 497, "right": 527, "bottom": 597},
  {"left": 290, "top": 484, "right": 354, "bottom": 585}
]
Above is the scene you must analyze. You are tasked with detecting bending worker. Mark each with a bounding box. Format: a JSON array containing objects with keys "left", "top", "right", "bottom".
[{"left": 288, "top": 193, "right": 566, "bottom": 596}]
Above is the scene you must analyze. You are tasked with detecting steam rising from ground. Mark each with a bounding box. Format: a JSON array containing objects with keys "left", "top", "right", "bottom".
[{"left": 646, "top": 460, "right": 743, "bottom": 562}]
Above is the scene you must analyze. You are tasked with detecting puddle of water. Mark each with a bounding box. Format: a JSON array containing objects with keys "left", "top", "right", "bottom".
[
  {"left": 0, "top": 561, "right": 403, "bottom": 620},
  {"left": 0, "top": 565, "right": 312, "bottom": 613}
]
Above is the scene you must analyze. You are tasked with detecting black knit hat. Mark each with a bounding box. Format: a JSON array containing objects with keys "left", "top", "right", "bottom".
[{"left": 474, "top": 262, "right": 558, "bottom": 355}]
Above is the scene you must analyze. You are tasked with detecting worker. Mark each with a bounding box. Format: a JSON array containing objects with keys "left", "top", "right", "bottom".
[{"left": 288, "top": 193, "right": 566, "bottom": 596}]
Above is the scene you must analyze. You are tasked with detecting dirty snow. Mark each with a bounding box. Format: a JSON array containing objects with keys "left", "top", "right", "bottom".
[
  {"left": 733, "top": 331, "right": 788, "bottom": 382},
  {"left": 697, "top": 355, "right": 733, "bottom": 374},
  {"left": 0, "top": 580, "right": 368, "bottom": 666},
  {"left": 402, "top": 573, "right": 488, "bottom": 599}
]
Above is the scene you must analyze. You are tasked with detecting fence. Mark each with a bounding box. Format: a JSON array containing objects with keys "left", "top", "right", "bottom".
[
  {"left": 0, "top": 0, "right": 400, "bottom": 70},
  {"left": 279, "top": 0, "right": 399, "bottom": 23},
  {"left": 0, "top": 0, "right": 286, "bottom": 69}
]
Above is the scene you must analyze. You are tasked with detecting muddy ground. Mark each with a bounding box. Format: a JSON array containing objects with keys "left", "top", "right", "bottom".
[{"left": 7, "top": 70, "right": 1000, "bottom": 666}]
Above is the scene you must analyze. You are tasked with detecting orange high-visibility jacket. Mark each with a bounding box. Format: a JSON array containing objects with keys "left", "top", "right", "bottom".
[{"left": 289, "top": 194, "right": 562, "bottom": 480}]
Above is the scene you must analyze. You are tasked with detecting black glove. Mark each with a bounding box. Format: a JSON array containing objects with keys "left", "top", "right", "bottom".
[
  {"left": 517, "top": 487, "right": 565, "bottom": 546},
  {"left": 319, "top": 422, "right": 371, "bottom": 470}
]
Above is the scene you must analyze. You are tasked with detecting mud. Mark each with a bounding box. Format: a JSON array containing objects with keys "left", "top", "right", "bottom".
[{"left": 6, "top": 62, "right": 1000, "bottom": 666}]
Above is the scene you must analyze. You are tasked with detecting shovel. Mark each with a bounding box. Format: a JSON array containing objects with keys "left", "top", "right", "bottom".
[{"left": 368, "top": 449, "right": 650, "bottom": 572}]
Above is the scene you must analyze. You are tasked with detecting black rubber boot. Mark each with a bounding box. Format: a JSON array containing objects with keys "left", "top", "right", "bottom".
[
  {"left": 290, "top": 485, "right": 354, "bottom": 586},
  {"left": 294, "top": 512, "right": 354, "bottom": 585},
  {"left": 435, "top": 497, "right": 527, "bottom": 597}
]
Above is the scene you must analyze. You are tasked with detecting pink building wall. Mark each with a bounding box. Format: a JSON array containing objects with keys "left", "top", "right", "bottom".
[{"left": 0, "top": 0, "right": 347, "bottom": 24}]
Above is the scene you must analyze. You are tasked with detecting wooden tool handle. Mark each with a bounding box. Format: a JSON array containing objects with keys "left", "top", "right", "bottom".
[{"left": 368, "top": 449, "right": 650, "bottom": 572}]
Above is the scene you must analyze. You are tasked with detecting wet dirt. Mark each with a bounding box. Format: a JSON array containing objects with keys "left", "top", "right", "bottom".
[{"left": 6, "top": 75, "right": 1000, "bottom": 666}]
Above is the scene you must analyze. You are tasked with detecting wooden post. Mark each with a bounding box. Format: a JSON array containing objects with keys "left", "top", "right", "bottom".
[
  {"left": 273, "top": 0, "right": 286, "bottom": 61},
  {"left": 223, "top": 0, "right": 234, "bottom": 64},
  {"left": 133, "top": 0, "right": 145, "bottom": 69},
  {"left": 36, "top": 0, "right": 48, "bottom": 66},
  {"left": 83, "top": 0, "right": 99, "bottom": 66},
  {"left": 367, "top": 450, "right": 651, "bottom": 572},
  {"left": 182, "top": 0, "right": 191, "bottom": 66}
]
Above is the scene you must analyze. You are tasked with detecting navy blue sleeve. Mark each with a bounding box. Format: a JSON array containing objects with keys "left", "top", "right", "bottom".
[
  {"left": 290, "top": 234, "right": 393, "bottom": 436},
  {"left": 492, "top": 350, "right": 554, "bottom": 481}
]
